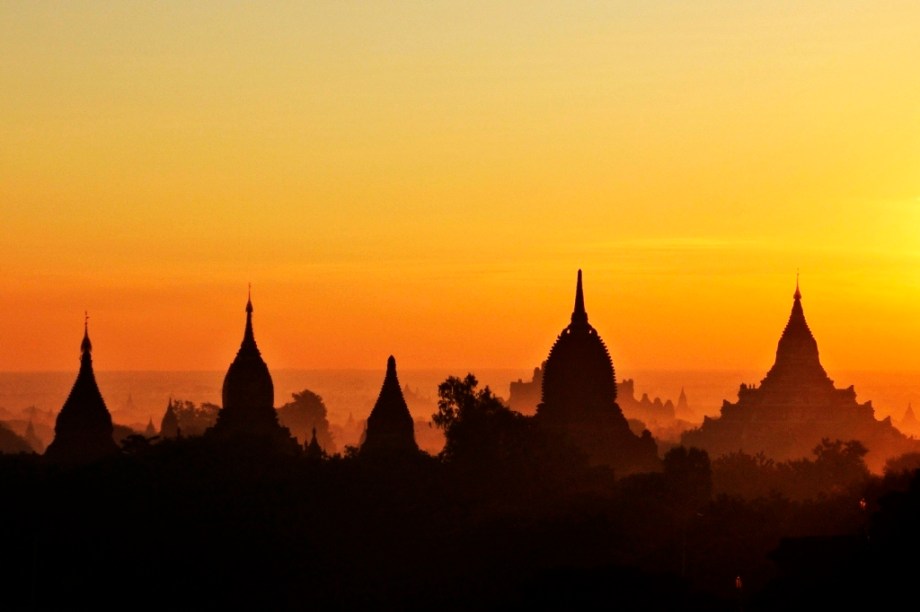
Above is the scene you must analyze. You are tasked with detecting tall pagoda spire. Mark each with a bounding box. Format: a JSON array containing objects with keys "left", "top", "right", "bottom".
[
  {"left": 209, "top": 291, "right": 299, "bottom": 452},
  {"left": 217, "top": 291, "right": 275, "bottom": 427},
  {"left": 571, "top": 269, "right": 588, "bottom": 326},
  {"left": 241, "top": 283, "right": 257, "bottom": 353},
  {"left": 44, "top": 316, "right": 119, "bottom": 464},
  {"left": 762, "top": 276, "right": 831, "bottom": 389},
  {"left": 81, "top": 311, "right": 92, "bottom": 355}
]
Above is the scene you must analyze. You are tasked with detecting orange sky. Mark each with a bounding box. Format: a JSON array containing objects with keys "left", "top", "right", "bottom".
[{"left": 2, "top": 2, "right": 919, "bottom": 375}]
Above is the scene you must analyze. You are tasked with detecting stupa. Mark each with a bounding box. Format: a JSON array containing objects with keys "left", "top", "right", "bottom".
[
  {"left": 682, "top": 279, "right": 917, "bottom": 471},
  {"left": 361, "top": 356, "right": 419, "bottom": 457},
  {"left": 536, "top": 270, "right": 659, "bottom": 474},
  {"left": 44, "top": 316, "right": 120, "bottom": 464},
  {"left": 206, "top": 292, "right": 299, "bottom": 453}
]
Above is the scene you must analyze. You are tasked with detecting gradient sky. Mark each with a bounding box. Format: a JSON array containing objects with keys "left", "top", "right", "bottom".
[{"left": 2, "top": 2, "right": 919, "bottom": 375}]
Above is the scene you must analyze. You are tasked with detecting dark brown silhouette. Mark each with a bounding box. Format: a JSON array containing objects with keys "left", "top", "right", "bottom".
[
  {"left": 617, "top": 379, "right": 697, "bottom": 444},
  {"left": 509, "top": 363, "right": 544, "bottom": 415},
  {"left": 536, "top": 270, "right": 659, "bottom": 475},
  {"left": 360, "top": 356, "right": 419, "bottom": 457},
  {"left": 0, "top": 422, "right": 32, "bottom": 454},
  {"left": 43, "top": 318, "right": 119, "bottom": 464},
  {"left": 304, "top": 426, "right": 326, "bottom": 460},
  {"left": 897, "top": 402, "right": 919, "bottom": 437},
  {"left": 160, "top": 399, "right": 180, "bottom": 438},
  {"left": 277, "top": 388, "right": 336, "bottom": 453},
  {"left": 682, "top": 279, "right": 919, "bottom": 471},
  {"left": 24, "top": 418, "right": 44, "bottom": 453},
  {"left": 206, "top": 293, "right": 299, "bottom": 453}
]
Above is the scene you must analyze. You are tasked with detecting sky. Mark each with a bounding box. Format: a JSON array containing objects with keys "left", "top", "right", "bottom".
[{"left": 2, "top": 2, "right": 919, "bottom": 375}]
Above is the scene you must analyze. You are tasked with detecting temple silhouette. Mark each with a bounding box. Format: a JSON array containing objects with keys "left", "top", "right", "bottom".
[
  {"left": 44, "top": 317, "right": 120, "bottom": 464},
  {"left": 682, "top": 279, "right": 918, "bottom": 471},
  {"left": 160, "top": 399, "right": 180, "bottom": 438},
  {"left": 360, "top": 355, "right": 420, "bottom": 457},
  {"left": 535, "top": 270, "right": 659, "bottom": 475},
  {"left": 509, "top": 363, "right": 544, "bottom": 415},
  {"left": 205, "top": 293, "right": 299, "bottom": 453}
]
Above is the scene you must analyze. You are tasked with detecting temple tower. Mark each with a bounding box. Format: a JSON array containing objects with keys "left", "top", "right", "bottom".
[
  {"left": 361, "top": 356, "right": 419, "bottom": 457},
  {"left": 44, "top": 317, "right": 119, "bottom": 464},
  {"left": 682, "top": 279, "right": 918, "bottom": 471},
  {"left": 160, "top": 399, "right": 180, "bottom": 438},
  {"left": 207, "top": 292, "right": 298, "bottom": 451},
  {"left": 536, "top": 270, "right": 658, "bottom": 474}
]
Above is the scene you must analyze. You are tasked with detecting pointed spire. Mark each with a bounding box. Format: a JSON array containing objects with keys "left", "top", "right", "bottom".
[
  {"left": 571, "top": 269, "right": 588, "bottom": 325},
  {"left": 44, "top": 316, "right": 118, "bottom": 464},
  {"left": 794, "top": 271, "right": 801, "bottom": 301},
  {"left": 81, "top": 311, "right": 92, "bottom": 356},
  {"left": 306, "top": 426, "right": 324, "bottom": 459},
  {"left": 362, "top": 354, "right": 418, "bottom": 456},
  {"left": 241, "top": 288, "right": 257, "bottom": 350}
]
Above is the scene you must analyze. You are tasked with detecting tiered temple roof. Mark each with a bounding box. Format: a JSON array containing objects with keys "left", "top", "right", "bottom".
[{"left": 682, "top": 280, "right": 917, "bottom": 471}]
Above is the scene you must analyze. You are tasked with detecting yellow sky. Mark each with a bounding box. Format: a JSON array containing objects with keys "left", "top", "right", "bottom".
[{"left": 2, "top": 2, "right": 919, "bottom": 374}]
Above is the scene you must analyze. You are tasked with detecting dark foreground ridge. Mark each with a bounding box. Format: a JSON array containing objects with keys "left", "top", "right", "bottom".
[{"left": 6, "top": 274, "right": 920, "bottom": 609}]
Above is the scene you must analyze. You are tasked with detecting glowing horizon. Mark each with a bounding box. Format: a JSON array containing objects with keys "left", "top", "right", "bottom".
[{"left": 3, "top": 2, "right": 919, "bottom": 376}]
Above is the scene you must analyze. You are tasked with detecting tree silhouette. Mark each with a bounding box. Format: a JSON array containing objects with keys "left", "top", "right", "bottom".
[{"left": 277, "top": 389, "right": 336, "bottom": 454}]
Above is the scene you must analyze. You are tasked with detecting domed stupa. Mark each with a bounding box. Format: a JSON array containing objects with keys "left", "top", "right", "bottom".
[
  {"left": 208, "top": 291, "right": 298, "bottom": 452},
  {"left": 536, "top": 270, "right": 658, "bottom": 474}
]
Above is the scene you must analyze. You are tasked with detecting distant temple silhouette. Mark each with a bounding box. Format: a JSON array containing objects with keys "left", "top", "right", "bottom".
[
  {"left": 206, "top": 293, "right": 299, "bottom": 453},
  {"left": 360, "top": 356, "right": 419, "bottom": 457},
  {"left": 509, "top": 363, "right": 544, "bottom": 415},
  {"left": 44, "top": 317, "right": 120, "bottom": 464},
  {"left": 682, "top": 279, "right": 918, "bottom": 471},
  {"left": 305, "top": 427, "right": 326, "bottom": 460},
  {"left": 160, "top": 399, "right": 180, "bottom": 438},
  {"left": 535, "top": 270, "right": 659, "bottom": 474}
]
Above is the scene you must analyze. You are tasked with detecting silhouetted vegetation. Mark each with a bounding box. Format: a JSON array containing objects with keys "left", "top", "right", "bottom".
[
  {"left": 277, "top": 388, "right": 335, "bottom": 452},
  {"left": 4, "top": 384, "right": 920, "bottom": 610},
  {"left": 11, "top": 286, "right": 918, "bottom": 609},
  {"left": 712, "top": 438, "right": 871, "bottom": 501},
  {"left": 167, "top": 399, "right": 220, "bottom": 437}
]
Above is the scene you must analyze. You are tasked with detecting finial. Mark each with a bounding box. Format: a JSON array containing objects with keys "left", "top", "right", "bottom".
[
  {"left": 80, "top": 311, "right": 92, "bottom": 355},
  {"left": 794, "top": 270, "right": 801, "bottom": 301},
  {"left": 246, "top": 283, "right": 253, "bottom": 314},
  {"left": 571, "top": 269, "right": 588, "bottom": 325},
  {"left": 387, "top": 355, "right": 396, "bottom": 373}
]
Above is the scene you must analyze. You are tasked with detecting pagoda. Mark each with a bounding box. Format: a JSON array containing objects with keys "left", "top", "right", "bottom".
[
  {"left": 682, "top": 279, "right": 918, "bottom": 471},
  {"left": 360, "top": 355, "right": 419, "bottom": 457},
  {"left": 206, "top": 292, "right": 299, "bottom": 453},
  {"left": 536, "top": 270, "right": 659, "bottom": 475},
  {"left": 160, "top": 399, "right": 180, "bottom": 438},
  {"left": 44, "top": 317, "right": 120, "bottom": 464}
]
